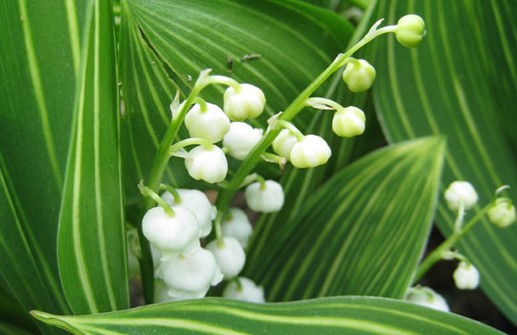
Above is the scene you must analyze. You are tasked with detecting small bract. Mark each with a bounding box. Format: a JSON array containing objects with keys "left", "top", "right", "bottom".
[
  {"left": 453, "top": 261, "right": 480, "bottom": 290},
  {"left": 206, "top": 237, "right": 246, "bottom": 279},
  {"left": 223, "top": 122, "right": 263, "bottom": 160},
  {"left": 162, "top": 189, "right": 216, "bottom": 238},
  {"left": 221, "top": 208, "right": 253, "bottom": 248},
  {"left": 395, "top": 14, "right": 426, "bottom": 48},
  {"left": 272, "top": 129, "right": 298, "bottom": 160},
  {"left": 185, "top": 102, "right": 230, "bottom": 143},
  {"left": 245, "top": 180, "right": 285, "bottom": 213},
  {"left": 405, "top": 286, "right": 449, "bottom": 312},
  {"left": 161, "top": 248, "right": 223, "bottom": 296},
  {"left": 487, "top": 198, "right": 516, "bottom": 228},
  {"left": 224, "top": 83, "right": 266, "bottom": 120},
  {"left": 332, "top": 106, "right": 366, "bottom": 138},
  {"left": 185, "top": 145, "right": 228, "bottom": 183},
  {"left": 142, "top": 206, "right": 200, "bottom": 254},
  {"left": 223, "top": 277, "right": 265, "bottom": 303},
  {"left": 444, "top": 181, "right": 478, "bottom": 211},
  {"left": 342, "top": 59, "right": 376, "bottom": 93},
  {"left": 290, "top": 135, "right": 331, "bottom": 168}
]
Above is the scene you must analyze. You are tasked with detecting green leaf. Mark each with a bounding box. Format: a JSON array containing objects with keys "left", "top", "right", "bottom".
[
  {"left": 31, "top": 296, "right": 503, "bottom": 335},
  {"left": 57, "top": 0, "right": 129, "bottom": 314},
  {"left": 369, "top": 0, "right": 517, "bottom": 324},
  {"left": 0, "top": 322, "right": 35, "bottom": 335},
  {"left": 246, "top": 137, "right": 445, "bottom": 301},
  {"left": 0, "top": 0, "right": 88, "bottom": 330},
  {"left": 119, "top": 0, "right": 353, "bottom": 197}
]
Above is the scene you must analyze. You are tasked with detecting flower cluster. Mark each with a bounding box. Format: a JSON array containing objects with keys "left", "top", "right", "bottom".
[{"left": 134, "top": 14, "right": 429, "bottom": 305}]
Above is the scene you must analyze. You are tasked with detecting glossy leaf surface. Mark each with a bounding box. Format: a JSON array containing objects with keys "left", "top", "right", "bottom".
[
  {"left": 370, "top": 0, "right": 517, "bottom": 323},
  {"left": 246, "top": 137, "right": 445, "bottom": 300},
  {"left": 57, "top": 0, "right": 129, "bottom": 314},
  {"left": 32, "top": 296, "right": 503, "bottom": 335}
]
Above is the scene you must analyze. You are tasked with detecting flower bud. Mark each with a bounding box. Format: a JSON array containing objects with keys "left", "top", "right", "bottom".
[
  {"left": 224, "top": 83, "right": 266, "bottom": 120},
  {"left": 487, "top": 198, "right": 516, "bottom": 228},
  {"left": 161, "top": 248, "right": 223, "bottom": 296},
  {"left": 162, "top": 189, "right": 216, "bottom": 238},
  {"left": 185, "top": 102, "right": 230, "bottom": 143},
  {"left": 223, "top": 277, "right": 265, "bottom": 303},
  {"left": 221, "top": 208, "right": 253, "bottom": 248},
  {"left": 223, "top": 122, "right": 263, "bottom": 160},
  {"left": 206, "top": 237, "right": 246, "bottom": 279},
  {"left": 342, "top": 59, "right": 376, "bottom": 93},
  {"left": 272, "top": 129, "right": 298, "bottom": 160},
  {"left": 185, "top": 145, "right": 228, "bottom": 183},
  {"left": 290, "top": 135, "right": 331, "bottom": 168},
  {"left": 142, "top": 206, "right": 200, "bottom": 253},
  {"left": 453, "top": 261, "right": 480, "bottom": 290},
  {"left": 395, "top": 14, "right": 426, "bottom": 48},
  {"left": 405, "top": 286, "right": 449, "bottom": 312},
  {"left": 332, "top": 106, "right": 366, "bottom": 138},
  {"left": 444, "top": 181, "right": 478, "bottom": 211},
  {"left": 245, "top": 180, "right": 284, "bottom": 213}
]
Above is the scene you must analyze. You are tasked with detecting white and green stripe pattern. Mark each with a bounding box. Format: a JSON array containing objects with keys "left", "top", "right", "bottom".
[
  {"left": 370, "top": 0, "right": 517, "bottom": 324},
  {"left": 32, "top": 296, "right": 503, "bottom": 335}
]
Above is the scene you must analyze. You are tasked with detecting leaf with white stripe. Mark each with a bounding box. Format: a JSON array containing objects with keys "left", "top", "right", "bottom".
[
  {"left": 369, "top": 0, "right": 517, "bottom": 324},
  {"left": 57, "top": 0, "right": 129, "bottom": 314},
  {"left": 246, "top": 137, "right": 444, "bottom": 301},
  {"left": 32, "top": 296, "right": 503, "bottom": 335}
]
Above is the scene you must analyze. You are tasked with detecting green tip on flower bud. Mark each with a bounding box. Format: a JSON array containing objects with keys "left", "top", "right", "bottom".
[
  {"left": 487, "top": 198, "right": 516, "bottom": 228},
  {"left": 395, "top": 14, "right": 426, "bottom": 48},
  {"left": 342, "top": 59, "right": 376, "bottom": 93}
]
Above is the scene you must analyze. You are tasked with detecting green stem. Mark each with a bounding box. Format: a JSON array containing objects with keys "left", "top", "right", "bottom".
[
  {"left": 138, "top": 70, "right": 210, "bottom": 304},
  {"left": 214, "top": 23, "right": 396, "bottom": 232},
  {"left": 413, "top": 205, "right": 492, "bottom": 283}
]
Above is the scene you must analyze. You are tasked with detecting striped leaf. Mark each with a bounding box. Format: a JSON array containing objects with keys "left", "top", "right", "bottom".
[
  {"left": 0, "top": 322, "right": 35, "bottom": 335},
  {"left": 246, "top": 137, "right": 445, "bottom": 301},
  {"left": 57, "top": 0, "right": 129, "bottom": 314},
  {"left": 0, "top": 0, "right": 89, "bottom": 332},
  {"left": 369, "top": 0, "right": 517, "bottom": 324},
  {"left": 31, "top": 296, "right": 503, "bottom": 335},
  {"left": 119, "top": 0, "right": 354, "bottom": 198}
]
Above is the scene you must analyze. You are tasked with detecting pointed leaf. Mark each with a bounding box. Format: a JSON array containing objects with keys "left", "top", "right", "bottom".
[
  {"left": 246, "top": 137, "right": 445, "bottom": 301},
  {"left": 369, "top": 0, "right": 517, "bottom": 323},
  {"left": 57, "top": 0, "right": 129, "bottom": 314},
  {"left": 32, "top": 297, "right": 502, "bottom": 335}
]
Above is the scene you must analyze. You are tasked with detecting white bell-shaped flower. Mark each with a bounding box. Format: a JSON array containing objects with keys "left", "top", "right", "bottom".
[
  {"left": 444, "top": 181, "right": 478, "bottom": 211},
  {"left": 221, "top": 208, "right": 253, "bottom": 248},
  {"left": 223, "top": 122, "right": 263, "bottom": 160},
  {"left": 185, "top": 102, "right": 230, "bottom": 143},
  {"left": 405, "top": 286, "right": 449, "bottom": 312},
  {"left": 245, "top": 180, "right": 284, "bottom": 213},
  {"left": 332, "top": 107, "right": 366, "bottom": 138},
  {"left": 342, "top": 59, "right": 376, "bottom": 93},
  {"left": 223, "top": 277, "right": 265, "bottom": 303},
  {"left": 487, "top": 198, "right": 516, "bottom": 228},
  {"left": 395, "top": 14, "right": 426, "bottom": 48},
  {"left": 142, "top": 206, "right": 200, "bottom": 254},
  {"left": 161, "top": 248, "right": 223, "bottom": 296},
  {"left": 290, "top": 135, "right": 331, "bottom": 169},
  {"left": 185, "top": 145, "right": 228, "bottom": 183},
  {"left": 272, "top": 129, "right": 298, "bottom": 160},
  {"left": 206, "top": 237, "right": 246, "bottom": 279},
  {"left": 162, "top": 189, "right": 216, "bottom": 238},
  {"left": 453, "top": 261, "right": 480, "bottom": 290},
  {"left": 224, "top": 83, "right": 266, "bottom": 120}
]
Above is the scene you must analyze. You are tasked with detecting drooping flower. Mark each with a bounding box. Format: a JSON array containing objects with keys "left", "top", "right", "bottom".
[
  {"left": 224, "top": 83, "right": 266, "bottom": 120},
  {"left": 245, "top": 180, "right": 285, "bottom": 213}
]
